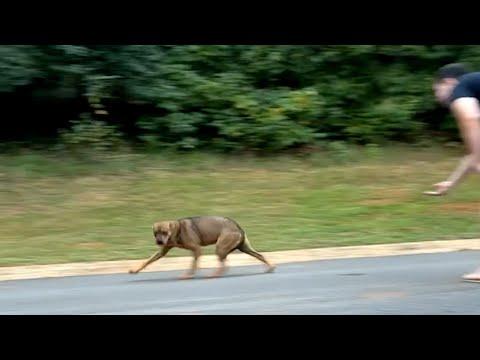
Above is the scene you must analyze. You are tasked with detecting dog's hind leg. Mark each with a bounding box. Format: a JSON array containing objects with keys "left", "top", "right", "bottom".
[
  {"left": 209, "top": 232, "right": 243, "bottom": 278},
  {"left": 237, "top": 236, "right": 276, "bottom": 273}
]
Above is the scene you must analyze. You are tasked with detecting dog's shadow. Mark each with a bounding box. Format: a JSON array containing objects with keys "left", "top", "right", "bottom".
[{"left": 128, "top": 271, "right": 269, "bottom": 284}]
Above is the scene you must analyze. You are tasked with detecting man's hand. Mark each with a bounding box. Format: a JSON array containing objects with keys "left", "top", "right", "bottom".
[{"left": 423, "top": 181, "right": 453, "bottom": 196}]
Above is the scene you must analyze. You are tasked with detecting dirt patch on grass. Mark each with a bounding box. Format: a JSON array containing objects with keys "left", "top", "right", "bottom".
[
  {"left": 0, "top": 205, "right": 27, "bottom": 218},
  {"left": 72, "top": 242, "right": 107, "bottom": 250},
  {"left": 74, "top": 191, "right": 112, "bottom": 204},
  {"left": 437, "top": 202, "right": 480, "bottom": 214},
  {"left": 359, "top": 188, "right": 411, "bottom": 206},
  {"left": 360, "top": 198, "right": 399, "bottom": 206}
]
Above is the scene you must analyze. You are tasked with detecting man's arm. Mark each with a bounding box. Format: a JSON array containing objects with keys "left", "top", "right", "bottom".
[{"left": 425, "top": 97, "right": 480, "bottom": 195}]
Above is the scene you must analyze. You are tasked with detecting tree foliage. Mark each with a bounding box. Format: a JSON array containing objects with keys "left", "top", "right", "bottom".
[{"left": 1, "top": 45, "right": 478, "bottom": 151}]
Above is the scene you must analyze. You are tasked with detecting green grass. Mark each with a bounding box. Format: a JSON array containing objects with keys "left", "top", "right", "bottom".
[{"left": 2, "top": 145, "right": 480, "bottom": 267}]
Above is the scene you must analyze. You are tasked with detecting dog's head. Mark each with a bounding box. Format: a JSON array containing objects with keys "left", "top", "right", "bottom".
[{"left": 152, "top": 221, "right": 178, "bottom": 246}]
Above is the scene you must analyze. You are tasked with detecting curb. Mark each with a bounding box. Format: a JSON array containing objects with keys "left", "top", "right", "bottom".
[{"left": 1, "top": 238, "right": 480, "bottom": 282}]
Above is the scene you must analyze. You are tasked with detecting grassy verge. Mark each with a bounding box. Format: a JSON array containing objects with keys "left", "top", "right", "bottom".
[{"left": 2, "top": 145, "right": 480, "bottom": 267}]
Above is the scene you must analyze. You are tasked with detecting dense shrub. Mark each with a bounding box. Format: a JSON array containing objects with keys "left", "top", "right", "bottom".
[{"left": 1, "top": 45, "right": 479, "bottom": 152}]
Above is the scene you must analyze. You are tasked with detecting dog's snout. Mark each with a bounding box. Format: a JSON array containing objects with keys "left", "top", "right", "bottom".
[{"left": 156, "top": 236, "right": 167, "bottom": 245}]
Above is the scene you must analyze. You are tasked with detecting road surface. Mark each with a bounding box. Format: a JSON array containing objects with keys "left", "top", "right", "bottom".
[{"left": 1, "top": 251, "right": 480, "bottom": 314}]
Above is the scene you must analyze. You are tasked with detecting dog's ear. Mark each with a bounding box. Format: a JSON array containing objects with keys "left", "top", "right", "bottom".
[
  {"left": 152, "top": 223, "right": 159, "bottom": 235},
  {"left": 169, "top": 221, "right": 179, "bottom": 237}
]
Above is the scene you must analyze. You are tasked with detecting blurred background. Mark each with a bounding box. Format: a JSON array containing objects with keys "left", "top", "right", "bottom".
[{"left": 2, "top": 45, "right": 480, "bottom": 267}]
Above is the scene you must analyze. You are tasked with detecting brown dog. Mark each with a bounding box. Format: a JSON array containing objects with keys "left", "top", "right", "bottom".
[{"left": 129, "top": 216, "right": 276, "bottom": 279}]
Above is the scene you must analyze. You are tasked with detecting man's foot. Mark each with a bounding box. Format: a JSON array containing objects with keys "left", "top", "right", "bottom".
[
  {"left": 423, "top": 191, "right": 446, "bottom": 196},
  {"left": 424, "top": 181, "right": 453, "bottom": 196},
  {"left": 462, "top": 272, "right": 480, "bottom": 282}
]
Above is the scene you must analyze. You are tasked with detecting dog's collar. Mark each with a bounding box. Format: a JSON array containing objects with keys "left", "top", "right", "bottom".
[{"left": 188, "top": 218, "right": 203, "bottom": 245}]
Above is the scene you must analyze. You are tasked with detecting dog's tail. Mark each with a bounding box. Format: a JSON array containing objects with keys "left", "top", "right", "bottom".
[
  {"left": 237, "top": 234, "right": 260, "bottom": 256},
  {"left": 237, "top": 235, "right": 274, "bottom": 269}
]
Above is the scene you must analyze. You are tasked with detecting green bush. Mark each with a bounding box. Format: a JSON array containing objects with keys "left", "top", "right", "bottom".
[
  {"left": 1, "top": 45, "right": 479, "bottom": 152},
  {"left": 58, "top": 114, "right": 124, "bottom": 159}
]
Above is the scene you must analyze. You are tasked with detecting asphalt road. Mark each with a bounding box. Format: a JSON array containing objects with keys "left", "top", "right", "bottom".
[{"left": 1, "top": 251, "right": 480, "bottom": 314}]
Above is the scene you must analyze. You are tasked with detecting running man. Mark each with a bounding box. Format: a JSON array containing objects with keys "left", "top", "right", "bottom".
[{"left": 428, "top": 63, "right": 480, "bottom": 281}]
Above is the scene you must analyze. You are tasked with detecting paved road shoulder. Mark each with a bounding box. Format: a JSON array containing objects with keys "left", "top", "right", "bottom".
[{"left": 1, "top": 238, "right": 479, "bottom": 282}]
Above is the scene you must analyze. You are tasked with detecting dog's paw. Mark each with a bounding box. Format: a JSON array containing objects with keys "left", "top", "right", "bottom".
[
  {"left": 207, "top": 270, "right": 226, "bottom": 279},
  {"left": 266, "top": 265, "right": 276, "bottom": 273},
  {"left": 178, "top": 273, "right": 194, "bottom": 280},
  {"left": 129, "top": 269, "right": 138, "bottom": 274}
]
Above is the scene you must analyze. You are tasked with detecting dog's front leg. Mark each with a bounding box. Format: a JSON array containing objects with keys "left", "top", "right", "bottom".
[
  {"left": 129, "top": 246, "right": 171, "bottom": 274},
  {"left": 179, "top": 246, "right": 201, "bottom": 280}
]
